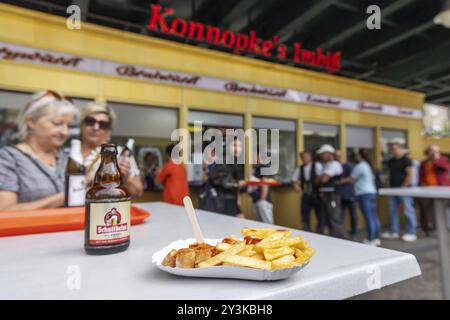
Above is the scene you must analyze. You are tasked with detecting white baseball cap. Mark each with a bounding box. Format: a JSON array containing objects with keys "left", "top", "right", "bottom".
[
  {"left": 316, "top": 144, "right": 336, "bottom": 154},
  {"left": 388, "top": 138, "right": 405, "bottom": 146}
]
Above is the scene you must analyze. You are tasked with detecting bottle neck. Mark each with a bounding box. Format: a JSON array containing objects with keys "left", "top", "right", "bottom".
[
  {"left": 95, "top": 151, "right": 122, "bottom": 186},
  {"left": 70, "top": 141, "right": 83, "bottom": 164}
]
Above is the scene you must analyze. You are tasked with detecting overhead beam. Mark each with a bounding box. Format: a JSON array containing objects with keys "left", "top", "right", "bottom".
[
  {"left": 191, "top": 0, "right": 222, "bottom": 22},
  {"left": 427, "top": 87, "right": 450, "bottom": 98},
  {"left": 354, "top": 21, "right": 435, "bottom": 60},
  {"left": 239, "top": 0, "right": 281, "bottom": 33},
  {"left": 318, "top": 0, "right": 417, "bottom": 49},
  {"left": 431, "top": 96, "right": 450, "bottom": 104},
  {"left": 407, "top": 80, "right": 447, "bottom": 91},
  {"left": 375, "top": 41, "right": 450, "bottom": 82},
  {"left": 273, "top": 0, "right": 336, "bottom": 43},
  {"left": 221, "top": 0, "right": 260, "bottom": 28},
  {"left": 407, "top": 75, "right": 450, "bottom": 90}
]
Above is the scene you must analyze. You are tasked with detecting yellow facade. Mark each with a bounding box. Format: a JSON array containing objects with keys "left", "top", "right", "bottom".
[{"left": 1, "top": 4, "right": 449, "bottom": 229}]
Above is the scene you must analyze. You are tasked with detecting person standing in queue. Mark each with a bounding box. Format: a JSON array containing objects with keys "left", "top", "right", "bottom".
[
  {"left": 0, "top": 90, "right": 78, "bottom": 210},
  {"left": 156, "top": 144, "right": 190, "bottom": 206},
  {"left": 418, "top": 145, "right": 450, "bottom": 236},
  {"left": 335, "top": 149, "right": 358, "bottom": 240},
  {"left": 79, "top": 102, "right": 143, "bottom": 197},
  {"left": 198, "top": 148, "right": 222, "bottom": 212},
  {"left": 341, "top": 149, "right": 381, "bottom": 246},
  {"left": 292, "top": 151, "right": 324, "bottom": 233},
  {"left": 315, "top": 144, "right": 346, "bottom": 239},
  {"left": 249, "top": 151, "right": 274, "bottom": 224},
  {"left": 381, "top": 140, "right": 417, "bottom": 242},
  {"left": 209, "top": 138, "right": 246, "bottom": 218}
]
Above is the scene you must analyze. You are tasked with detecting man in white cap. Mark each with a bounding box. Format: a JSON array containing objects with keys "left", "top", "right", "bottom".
[{"left": 315, "top": 144, "right": 346, "bottom": 239}]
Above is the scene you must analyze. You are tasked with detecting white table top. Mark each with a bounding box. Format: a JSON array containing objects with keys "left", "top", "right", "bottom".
[
  {"left": 379, "top": 186, "right": 450, "bottom": 199},
  {"left": 0, "top": 202, "right": 421, "bottom": 300}
]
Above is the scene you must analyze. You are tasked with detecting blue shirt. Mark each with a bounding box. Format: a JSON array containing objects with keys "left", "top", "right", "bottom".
[
  {"left": 338, "top": 162, "right": 355, "bottom": 200},
  {"left": 351, "top": 161, "right": 377, "bottom": 196}
]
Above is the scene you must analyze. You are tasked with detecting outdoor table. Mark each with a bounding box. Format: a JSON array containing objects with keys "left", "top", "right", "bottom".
[
  {"left": 0, "top": 202, "right": 420, "bottom": 300},
  {"left": 379, "top": 187, "right": 450, "bottom": 300}
]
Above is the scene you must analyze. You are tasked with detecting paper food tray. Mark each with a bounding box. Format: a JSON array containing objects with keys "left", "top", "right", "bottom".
[{"left": 152, "top": 238, "right": 308, "bottom": 281}]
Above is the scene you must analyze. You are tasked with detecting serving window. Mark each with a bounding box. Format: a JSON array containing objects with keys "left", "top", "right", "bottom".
[
  {"left": 303, "top": 122, "right": 340, "bottom": 157},
  {"left": 346, "top": 125, "right": 375, "bottom": 163},
  {"left": 187, "top": 110, "right": 244, "bottom": 183},
  {"left": 105, "top": 101, "right": 178, "bottom": 191},
  {"left": 0, "top": 90, "right": 32, "bottom": 148},
  {"left": 252, "top": 116, "right": 296, "bottom": 183},
  {"left": 380, "top": 128, "right": 407, "bottom": 163}
]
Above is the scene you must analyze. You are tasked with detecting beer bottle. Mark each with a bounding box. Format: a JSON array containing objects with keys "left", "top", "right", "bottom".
[
  {"left": 65, "top": 139, "right": 86, "bottom": 207},
  {"left": 84, "top": 144, "right": 131, "bottom": 255},
  {"left": 120, "top": 138, "right": 135, "bottom": 159},
  {"left": 118, "top": 138, "right": 135, "bottom": 184}
]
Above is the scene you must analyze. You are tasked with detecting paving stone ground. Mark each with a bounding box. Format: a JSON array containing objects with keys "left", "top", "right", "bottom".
[{"left": 351, "top": 229, "right": 449, "bottom": 300}]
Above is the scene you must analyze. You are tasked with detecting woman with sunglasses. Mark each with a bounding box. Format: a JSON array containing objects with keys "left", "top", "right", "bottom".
[
  {"left": 0, "top": 90, "right": 78, "bottom": 210},
  {"left": 79, "top": 102, "right": 143, "bottom": 197}
]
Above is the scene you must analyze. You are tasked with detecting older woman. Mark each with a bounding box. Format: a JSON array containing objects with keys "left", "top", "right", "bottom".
[
  {"left": 0, "top": 90, "right": 78, "bottom": 210},
  {"left": 79, "top": 102, "right": 143, "bottom": 197}
]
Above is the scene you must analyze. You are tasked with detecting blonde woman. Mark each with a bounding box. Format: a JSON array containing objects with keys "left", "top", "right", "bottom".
[
  {"left": 0, "top": 90, "right": 78, "bottom": 210},
  {"left": 79, "top": 102, "right": 143, "bottom": 197}
]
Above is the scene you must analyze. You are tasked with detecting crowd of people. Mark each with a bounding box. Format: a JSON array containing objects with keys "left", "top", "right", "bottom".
[
  {"left": 292, "top": 141, "right": 449, "bottom": 245},
  {"left": 0, "top": 90, "right": 449, "bottom": 247}
]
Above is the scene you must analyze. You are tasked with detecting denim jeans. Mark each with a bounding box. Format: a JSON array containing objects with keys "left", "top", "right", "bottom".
[
  {"left": 388, "top": 196, "right": 417, "bottom": 235},
  {"left": 357, "top": 194, "right": 380, "bottom": 241}
]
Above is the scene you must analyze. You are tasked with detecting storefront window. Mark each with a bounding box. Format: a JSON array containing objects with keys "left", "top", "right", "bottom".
[
  {"left": 303, "top": 122, "right": 340, "bottom": 157},
  {"left": 346, "top": 126, "right": 375, "bottom": 163},
  {"left": 0, "top": 90, "right": 30, "bottom": 148},
  {"left": 380, "top": 128, "right": 407, "bottom": 163},
  {"left": 188, "top": 110, "right": 244, "bottom": 183},
  {"left": 106, "top": 101, "right": 178, "bottom": 191},
  {"left": 0, "top": 91, "right": 87, "bottom": 148},
  {"left": 253, "top": 117, "right": 296, "bottom": 182},
  {"left": 423, "top": 103, "right": 450, "bottom": 137}
]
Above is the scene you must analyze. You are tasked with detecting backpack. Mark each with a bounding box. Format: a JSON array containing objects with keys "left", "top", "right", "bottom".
[{"left": 374, "top": 169, "right": 383, "bottom": 191}]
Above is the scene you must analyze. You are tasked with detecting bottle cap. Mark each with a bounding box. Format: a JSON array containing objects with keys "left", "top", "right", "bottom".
[{"left": 101, "top": 144, "right": 118, "bottom": 154}]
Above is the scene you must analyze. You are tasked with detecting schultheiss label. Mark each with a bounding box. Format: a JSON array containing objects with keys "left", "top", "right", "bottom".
[{"left": 89, "top": 201, "right": 131, "bottom": 245}]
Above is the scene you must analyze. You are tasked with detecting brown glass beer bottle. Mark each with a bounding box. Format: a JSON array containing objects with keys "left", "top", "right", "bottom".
[
  {"left": 65, "top": 139, "right": 86, "bottom": 207},
  {"left": 84, "top": 144, "right": 131, "bottom": 255}
]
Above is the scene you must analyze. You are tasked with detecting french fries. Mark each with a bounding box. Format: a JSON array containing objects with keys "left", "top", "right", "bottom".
[
  {"left": 215, "top": 242, "right": 232, "bottom": 252},
  {"left": 237, "top": 245, "right": 255, "bottom": 257},
  {"left": 163, "top": 228, "right": 315, "bottom": 271},
  {"left": 198, "top": 243, "right": 245, "bottom": 268},
  {"left": 263, "top": 246, "right": 294, "bottom": 261},
  {"left": 223, "top": 255, "right": 271, "bottom": 270},
  {"left": 255, "top": 237, "right": 302, "bottom": 252},
  {"left": 250, "top": 252, "right": 265, "bottom": 260},
  {"left": 271, "top": 254, "right": 296, "bottom": 270},
  {"left": 241, "top": 228, "right": 277, "bottom": 238}
]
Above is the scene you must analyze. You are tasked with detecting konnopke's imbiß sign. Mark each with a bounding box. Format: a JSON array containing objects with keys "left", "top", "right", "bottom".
[{"left": 147, "top": 5, "right": 341, "bottom": 74}]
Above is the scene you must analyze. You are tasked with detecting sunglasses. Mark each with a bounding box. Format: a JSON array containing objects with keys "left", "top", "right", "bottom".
[{"left": 83, "top": 116, "right": 112, "bottom": 130}]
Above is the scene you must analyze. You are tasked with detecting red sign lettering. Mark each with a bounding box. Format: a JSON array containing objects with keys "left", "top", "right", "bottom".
[{"left": 147, "top": 5, "right": 341, "bottom": 73}]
